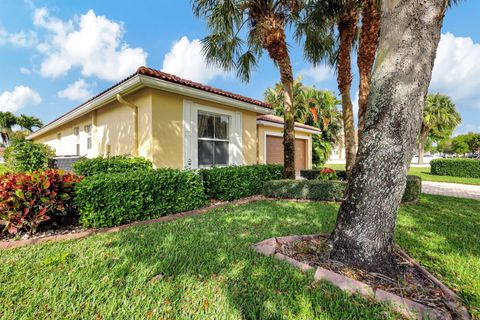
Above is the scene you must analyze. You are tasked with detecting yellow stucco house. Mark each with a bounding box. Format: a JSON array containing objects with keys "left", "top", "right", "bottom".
[{"left": 28, "top": 67, "right": 320, "bottom": 170}]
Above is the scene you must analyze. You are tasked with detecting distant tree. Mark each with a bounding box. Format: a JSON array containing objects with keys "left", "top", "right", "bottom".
[
  {"left": 417, "top": 94, "right": 461, "bottom": 164},
  {"left": 0, "top": 111, "right": 17, "bottom": 145},
  {"left": 265, "top": 79, "right": 342, "bottom": 166},
  {"left": 451, "top": 133, "right": 480, "bottom": 154},
  {"left": 16, "top": 115, "right": 43, "bottom": 133}
]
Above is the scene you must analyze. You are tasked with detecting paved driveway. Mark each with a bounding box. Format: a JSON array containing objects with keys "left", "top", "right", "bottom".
[{"left": 422, "top": 181, "right": 480, "bottom": 200}]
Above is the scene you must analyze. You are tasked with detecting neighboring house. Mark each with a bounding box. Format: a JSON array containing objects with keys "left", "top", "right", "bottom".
[
  {"left": 329, "top": 130, "right": 358, "bottom": 162},
  {"left": 28, "top": 66, "right": 320, "bottom": 170}
]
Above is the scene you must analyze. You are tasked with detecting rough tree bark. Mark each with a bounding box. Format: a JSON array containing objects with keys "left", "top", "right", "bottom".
[
  {"left": 337, "top": 9, "right": 359, "bottom": 178},
  {"left": 357, "top": 0, "right": 381, "bottom": 139},
  {"left": 330, "top": 0, "right": 447, "bottom": 274}
]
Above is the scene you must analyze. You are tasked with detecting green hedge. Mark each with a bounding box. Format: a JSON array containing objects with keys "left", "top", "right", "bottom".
[
  {"left": 72, "top": 156, "right": 153, "bottom": 176},
  {"left": 74, "top": 169, "right": 207, "bottom": 228},
  {"left": 262, "top": 180, "right": 346, "bottom": 201},
  {"left": 300, "top": 169, "right": 347, "bottom": 181},
  {"left": 430, "top": 158, "right": 480, "bottom": 178},
  {"left": 263, "top": 175, "right": 421, "bottom": 203},
  {"left": 200, "top": 164, "right": 283, "bottom": 201}
]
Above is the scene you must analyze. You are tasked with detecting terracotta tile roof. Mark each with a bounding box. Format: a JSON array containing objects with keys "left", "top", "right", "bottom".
[
  {"left": 257, "top": 114, "right": 321, "bottom": 133},
  {"left": 30, "top": 67, "right": 273, "bottom": 137},
  {"left": 137, "top": 67, "right": 271, "bottom": 108}
]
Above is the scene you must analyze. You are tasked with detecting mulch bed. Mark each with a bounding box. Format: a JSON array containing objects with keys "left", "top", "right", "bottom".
[{"left": 275, "top": 234, "right": 452, "bottom": 316}]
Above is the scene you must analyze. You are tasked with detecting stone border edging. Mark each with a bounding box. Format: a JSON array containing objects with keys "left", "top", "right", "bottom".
[
  {"left": 252, "top": 234, "right": 470, "bottom": 320},
  {"left": 0, "top": 195, "right": 266, "bottom": 250}
]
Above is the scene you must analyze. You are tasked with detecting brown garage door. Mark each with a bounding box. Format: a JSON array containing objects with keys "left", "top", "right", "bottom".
[{"left": 266, "top": 135, "right": 306, "bottom": 171}]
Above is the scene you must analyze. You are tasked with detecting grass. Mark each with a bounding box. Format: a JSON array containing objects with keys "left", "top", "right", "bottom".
[
  {"left": 0, "top": 195, "right": 479, "bottom": 319},
  {"left": 325, "top": 163, "right": 480, "bottom": 185}
]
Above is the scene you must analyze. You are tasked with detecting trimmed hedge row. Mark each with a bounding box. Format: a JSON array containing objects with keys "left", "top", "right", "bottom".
[
  {"left": 74, "top": 169, "right": 207, "bottom": 228},
  {"left": 300, "top": 169, "right": 347, "bottom": 181},
  {"left": 430, "top": 158, "right": 480, "bottom": 178},
  {"left": 263, "top": 175, "right": 422, "bottom": 203},
  {"left": 72, "top": 156, "right": 153, "bottom": 176},
  {"left": 200, "top": 164, "right": 283, "bottom": 201}
]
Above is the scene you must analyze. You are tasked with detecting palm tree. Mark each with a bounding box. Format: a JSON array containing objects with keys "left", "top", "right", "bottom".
[
  {"left": 265, "top": 80, "right": 342, "bottom": 166},
  {"left": 0, "top": 111, "right": 17, "bottom": 145},
  {"left": 417, "top": 94, "right": 461, "bottom": 164},
  {"left": 16, "top": 114, "right": 43, "bottom": 133},
  {"left": 356, "top": 0, "right": 380, "bottom": 137},
  {"left": 192, "top": 0, "right": 302, "bottom": 179},
  {"left": 299, "top": 0, "right": 360, "bottom": 177}
]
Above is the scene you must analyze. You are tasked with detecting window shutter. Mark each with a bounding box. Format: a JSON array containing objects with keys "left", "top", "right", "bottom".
[
  {"left": 232, "top": 111, "right": 243, "bottom": 165},
  {"left": 183, "top": 101, "right": 194, "bottom": 169}
]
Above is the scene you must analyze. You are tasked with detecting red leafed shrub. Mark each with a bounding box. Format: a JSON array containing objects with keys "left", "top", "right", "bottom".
[
  {"left": 318, "top": 167, "right": 338, "bottom": 181},
  {"left": 0, "top": 170, "right": 82, "bottom": 235}
]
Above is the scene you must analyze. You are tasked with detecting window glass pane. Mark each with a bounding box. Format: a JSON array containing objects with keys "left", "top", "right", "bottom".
[
  {"left": 198, "top": 113, "right": 213, "bottom": 138},
  {"left": 214, "top": 141, "right": 229, "bottom": 165},
  {"left": 198, "top": 140, "right": 214, "bottom": 165},
  {"left": 215, "top": 115, "right": 229, "bottom": 140}
]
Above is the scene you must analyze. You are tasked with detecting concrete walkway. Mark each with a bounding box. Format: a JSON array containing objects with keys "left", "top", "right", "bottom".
[{"left": 422, "top": 181, "right": 480, "bottom": 200}]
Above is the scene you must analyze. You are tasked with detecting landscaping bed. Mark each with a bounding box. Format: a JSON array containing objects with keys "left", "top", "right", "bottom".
[{"left": 260, "top": 234, "right": 469, "bottom": 319}]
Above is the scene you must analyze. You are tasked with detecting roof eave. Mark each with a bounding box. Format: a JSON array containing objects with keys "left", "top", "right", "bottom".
[
  {"left": 28, "top": 74, "right": 274, "bottom": 140},
  {"left": 256, "top": 120, "right": 322, "bottom": 135}
]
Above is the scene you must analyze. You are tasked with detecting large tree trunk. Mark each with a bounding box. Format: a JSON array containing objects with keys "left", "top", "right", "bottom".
[
  {"left": 337, "top": 9, "right": 359, "bottom": 178},
  {"left": 357, "top": 0, "right": 381, "bottom": 138},
  {"left": 330, "top": 0, "right": 446, "bottom": 274},
  {"left": 417, "top": 128, "right": 430, "bottom": 165}
]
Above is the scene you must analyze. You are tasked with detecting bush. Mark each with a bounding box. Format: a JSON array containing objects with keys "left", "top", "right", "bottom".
[
  {"left": 4, "top": 140, "right": 55, "bottom": 172},
  {"left": 0, "top": 170, "right": 81, "bottom": 235},
  {"left": 74, "top": 169, "right": 207, "bottom": 228},
  {"left": 200, "top": 164, "right": 283, "bottom": 201},
  {"left": 430, "top": 158, "right": 480, "bottom": 178},
  {"left": 300, "top": 169, "right": 347, "bottom": 181},
  {"left": 263, "top": 175, "right": 422, "bottom": 203},
  {"left": 402, "top": 175, "right": 422, "bottom": 203},
  {"left": 72, "top": 155, "right": 153, "bottom": 176},
  {"left": 262, "top": 180, "right": 346, "bottom": 201}
]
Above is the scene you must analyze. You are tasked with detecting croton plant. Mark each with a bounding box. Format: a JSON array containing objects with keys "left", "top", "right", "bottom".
[
  {"left": 0, "top": 170, "right": 81, "bottom": 235},
  {"left": 317, "top": 167, "right": 338, "bottom": 181}
]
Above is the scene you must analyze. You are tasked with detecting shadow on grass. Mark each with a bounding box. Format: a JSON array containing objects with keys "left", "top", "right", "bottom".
[{"left": 105, "top": 200, "right": 395, "bottom": 319}]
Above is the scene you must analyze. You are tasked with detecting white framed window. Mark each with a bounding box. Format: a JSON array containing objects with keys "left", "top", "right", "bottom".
[
  {"left": 84, "top": 125, "right": 92, "bottom": 150},
  {"left": 183, "top": 101, "right": 243, "bottom": 169},
  {"left": 197, "top": 112, "right": 230, "bottom": 166}
]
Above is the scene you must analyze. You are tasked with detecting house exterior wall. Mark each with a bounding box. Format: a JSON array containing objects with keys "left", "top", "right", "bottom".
[
  {"left": 257, "top": 124, "right": 313, "bottom": 169},
  {"left": 32, "top": 87, "right": 260, "bottom": 169}
]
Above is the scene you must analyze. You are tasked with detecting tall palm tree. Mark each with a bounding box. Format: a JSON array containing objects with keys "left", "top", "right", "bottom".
[
  {"left": 0, "top": 111, "right": 17, "bottom": 146},
  {"left": 417, "top": 94, "right": 461, "bottom": 164},
  {"left": 16, "top": 114, "right": 43, "bottom": 133},
  {"left": 192, "top": 0, "right": 302, "bottom": 179},
  {"left": 356, "top": 0, "right": 380, "bottom": 137},
  {"left": 299, "top": 0, "right": 360, "bottom": 177}
]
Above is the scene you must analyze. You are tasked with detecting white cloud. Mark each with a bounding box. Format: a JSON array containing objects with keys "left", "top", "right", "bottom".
[
  {"left": 19, "top": 67, "right": 32, "bottom": 75},
  {"left": 161, "top": 36, "right": 228, "bottom": 83},
  {"left": 298, "top": 65, "right": 335, "bottom": 84},
  {"left": 0, "top": 86, "right": 42, "bottom": 112},
  {"left": 0, "top": 27, "right": 37, "bottom": 47},
  {"left": 58, "top": 79, "right": 94, "bottom": 101},
  {"left": 34, "top": 8, "right": 147, "bottom": 81},
  {"left": 431, "top": 33, "right": 480, "bottom": 109}
]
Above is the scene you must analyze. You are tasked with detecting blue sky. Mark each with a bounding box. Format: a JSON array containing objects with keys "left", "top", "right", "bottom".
[{"left": 0, "top": 0, "right": 479, "bottom": 135}]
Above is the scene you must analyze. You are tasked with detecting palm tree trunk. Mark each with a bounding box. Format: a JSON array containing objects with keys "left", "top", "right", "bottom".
[
  {"left": 337, "top": 9, "right": 358, "bottom": 178},
  {"left": 279, "top": 55, "right": 296, "bottom": 180},
  {"left": 418, "top": 128, "right": 430, "bottom": 165},
  {"left": 357, "top": 0, "right": 381, "bottom": 138},
  {"left": 330, "top": 0, "right": 446, "bottom": 274}
]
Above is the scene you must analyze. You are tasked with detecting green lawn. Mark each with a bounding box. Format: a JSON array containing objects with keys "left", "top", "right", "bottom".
[
  {"left": 325, "top": 163, "right": 480, "bottom": 185},
  {"left": 0, "top": 195, "right": 479, "bottom": 319}
]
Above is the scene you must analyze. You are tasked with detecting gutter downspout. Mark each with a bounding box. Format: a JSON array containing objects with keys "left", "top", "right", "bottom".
[{"left": 116, "top": 94, "right": 139, "bottom": 157}]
